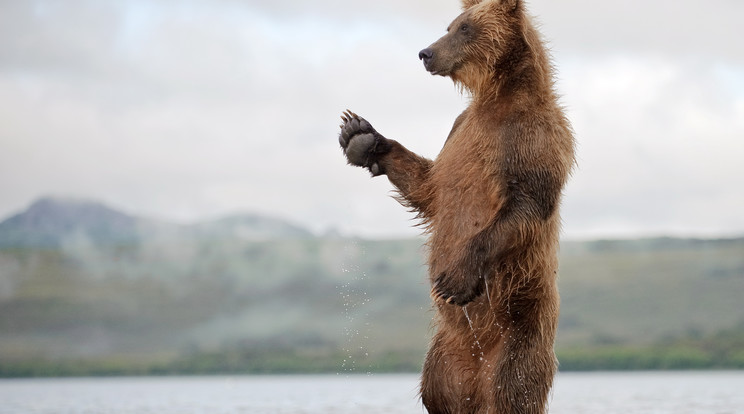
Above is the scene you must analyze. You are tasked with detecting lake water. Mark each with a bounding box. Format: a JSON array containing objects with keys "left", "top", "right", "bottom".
[{"left": 0, "top": 371, "right": 742, "bottom": 413}]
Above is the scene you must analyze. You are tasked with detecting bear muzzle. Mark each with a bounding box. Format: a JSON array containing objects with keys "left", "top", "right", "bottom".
[{"left": 419, "top": 48, "right": 440, "bottom": 75}]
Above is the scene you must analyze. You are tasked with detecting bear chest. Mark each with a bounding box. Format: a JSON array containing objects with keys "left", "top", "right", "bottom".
[{"left": 430, "top": 128, "right": 504, "bottom": 239}]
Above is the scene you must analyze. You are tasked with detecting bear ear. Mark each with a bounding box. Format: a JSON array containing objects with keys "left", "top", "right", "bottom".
[
  {"left": 461, "top": 0, "right": 519, "bottom": 11},
  {"left": 461, "top": 0, "right": 485, "bottom": 10},
  {"left": 503, "top": 0, "right": 520, "bottom": 10}
]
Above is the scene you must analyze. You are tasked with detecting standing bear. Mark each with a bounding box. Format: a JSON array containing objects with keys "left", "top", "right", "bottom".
[{"left": 338, "top": 0, "right": 575, "bottom": 413}]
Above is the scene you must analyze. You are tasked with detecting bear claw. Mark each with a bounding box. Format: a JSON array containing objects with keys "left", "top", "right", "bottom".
[
  {"left": 338, "top": 110, "right": 390, "bottom": 175},
  {"left": 431, "top": 271, "right": 484, "bottom": 307}
]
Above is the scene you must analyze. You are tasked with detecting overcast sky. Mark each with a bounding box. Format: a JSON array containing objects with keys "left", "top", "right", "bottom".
[{"left": 1, "top": 0, "right": 742, "bottom": 239}]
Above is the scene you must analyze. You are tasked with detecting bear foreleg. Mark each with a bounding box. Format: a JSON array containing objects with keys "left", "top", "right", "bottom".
[{"left": 339, "top": 110, "right": 435, "bottom": 217}]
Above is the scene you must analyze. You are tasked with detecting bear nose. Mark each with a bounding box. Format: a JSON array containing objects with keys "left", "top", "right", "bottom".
[{"left": 419, "top": 48, "right": 433, "bottom": 62}]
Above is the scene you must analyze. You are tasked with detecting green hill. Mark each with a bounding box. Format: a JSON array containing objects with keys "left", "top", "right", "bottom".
[
  {"left": 557, "top": 237, "right": 744, "bottom": 346},
  {"left": 1, "top": 235, "right": 743, "bottom": 376}
]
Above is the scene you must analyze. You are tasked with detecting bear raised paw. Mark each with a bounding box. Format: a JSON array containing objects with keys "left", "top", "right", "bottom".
[{"left": 339, "top": 111, "right": 391, "bottom": 177}]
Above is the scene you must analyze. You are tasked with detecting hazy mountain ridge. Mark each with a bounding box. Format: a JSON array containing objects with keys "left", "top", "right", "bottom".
[
  {"left": 0, "top": 197, "right": 743, "bottom": 375},
  {"left": 191, "top": 214, "right": 313, "bottom": 241},
  {"left": 0, "top": 197, "right": 313, "bottom": 247}
]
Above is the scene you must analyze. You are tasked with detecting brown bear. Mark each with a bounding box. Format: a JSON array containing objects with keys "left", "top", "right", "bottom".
[{"left": 338, "top": 0, "right": 575, "bottom": 412}]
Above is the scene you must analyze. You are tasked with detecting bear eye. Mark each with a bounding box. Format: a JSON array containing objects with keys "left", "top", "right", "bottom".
[{"left": 460, "top": 24, "right": 469, "bottom": 32}]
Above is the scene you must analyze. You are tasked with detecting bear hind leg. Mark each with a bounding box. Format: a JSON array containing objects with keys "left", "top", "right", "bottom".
[
  {"left": 488, "top": 344, "right": 557, "bottom": 414},
  {"left": 421, "top": 333, "right": 481, "bottom": 413}
]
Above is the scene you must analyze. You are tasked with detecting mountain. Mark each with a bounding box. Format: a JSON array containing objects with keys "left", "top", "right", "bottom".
[
  {"left": 0, "top": 197, "right": 142, "bottom": 247},
  {"left": 0, "top": 197, "right": 314, "bottom": 247},
  {"left": 1, "top": 196, "right": 743, "bottom": 375},
  {"left": 192, "top": 214, "right": 313, "bottom": 240}
]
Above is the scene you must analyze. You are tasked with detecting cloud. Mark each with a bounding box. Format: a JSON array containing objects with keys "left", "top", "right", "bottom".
[
  {"left": 533, "top": 0, "right": 744, "bottom": 64},
  {"left": 560, "top": 56, "right": 744, "bottom": 238},
  {"left": 0, "top": 0, "right": 742, "bottom": 238}
]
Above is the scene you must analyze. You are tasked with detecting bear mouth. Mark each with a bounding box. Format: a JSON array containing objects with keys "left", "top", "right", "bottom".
[
  {"left": 424, "top": 61, "right": 458, "bottom": 77},
  {"left": 422, "top": 57, "right": 449, "bottom": 77}
]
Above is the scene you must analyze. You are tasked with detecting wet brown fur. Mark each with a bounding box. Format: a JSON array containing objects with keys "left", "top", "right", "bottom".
[{"left": 339, "top": 0, "right": 575, "bottom": 412}]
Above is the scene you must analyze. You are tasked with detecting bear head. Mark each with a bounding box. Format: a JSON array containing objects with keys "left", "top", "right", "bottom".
[{"left": 419, "top": 0, "right": 525, "bottom": 94}]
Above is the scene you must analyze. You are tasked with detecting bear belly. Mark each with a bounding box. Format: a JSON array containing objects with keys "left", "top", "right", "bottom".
[{"left": 427, "top": 127, "right": 504, "bottom": 286}]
